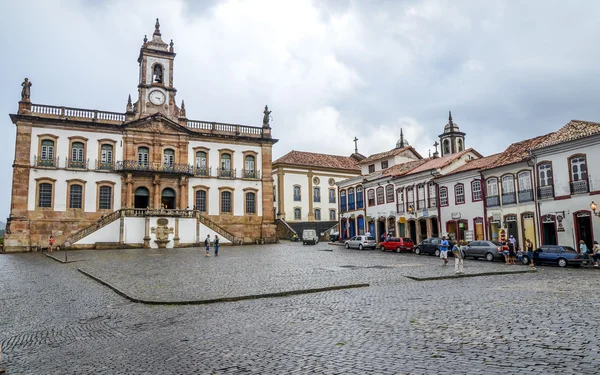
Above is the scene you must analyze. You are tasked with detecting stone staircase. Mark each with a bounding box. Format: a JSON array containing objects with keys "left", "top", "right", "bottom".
[
  {"left": 68, "top": 210, "right": 122, "bottom": 245},
  {"left": 197, "top": 214, "right": 235, "bottom": 243}
]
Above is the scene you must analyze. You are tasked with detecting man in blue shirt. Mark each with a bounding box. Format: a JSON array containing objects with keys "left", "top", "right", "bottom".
[{"left": 440, "top": 236, "right": 449, "bottom": 266}]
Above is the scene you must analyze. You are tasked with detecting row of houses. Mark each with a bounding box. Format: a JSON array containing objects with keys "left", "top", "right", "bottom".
[{"left": 335, "top": 117, "right": 600, "bottom": 251}]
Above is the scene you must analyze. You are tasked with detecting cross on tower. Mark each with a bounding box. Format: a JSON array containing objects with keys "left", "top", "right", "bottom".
[
  {"left": 433, "top": 141, "right": 439, "bottom": 152},
  {"left": 353, "top": 137, "right": 359, "bottom": 154}
]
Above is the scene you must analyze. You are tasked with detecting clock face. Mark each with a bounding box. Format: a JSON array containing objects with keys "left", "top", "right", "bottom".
[{"left": 148, "top": 90, "right": 166, "bottom": 105}]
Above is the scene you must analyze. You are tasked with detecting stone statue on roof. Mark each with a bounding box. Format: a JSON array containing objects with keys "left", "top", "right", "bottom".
[
  {"left": 21, "top": 78, "right": 32, "bottom": 102},
  {"left": 263, "top": 105, "right": 272, "bottom": 128}
]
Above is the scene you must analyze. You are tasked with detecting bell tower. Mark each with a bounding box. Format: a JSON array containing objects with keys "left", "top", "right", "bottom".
[
  {"left": 134, "top": 18, "right": 179, "bottom": 120},
  {"left": 439, "top": 111, "right": 466, "bottom": 157}
]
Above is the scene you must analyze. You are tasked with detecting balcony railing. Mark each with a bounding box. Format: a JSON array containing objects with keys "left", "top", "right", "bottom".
[
  {"left": 28, "top": 104, "right": 126, "bottom": 123},
  {"left": 95, "top": 160, "right": 115, "bottom": 171},
  {"left": 537, "top": 185, "right": 554, "bottom": 200},
  {"left": 417, "top": 199, "right": 426, "bottom": 210},
  {"left": 428, "top": 197, "right": 437, "bottom": 208},
  {"left": 241, "top": 169, "right": 261, "bottom": 179},
  {"left": 217, "top": 168, "right": 236, "bottom": 178},
  {"left": 348, "top": 202, "right": 354, "bottom": 210},
  {"left": 116, "top": 160, "right": 194, "bottom": 175},
  {"left": 314, "top": 196, "right": 321, "bottom": 203},
  {"left": 501, "top": 192, "right": 516, "bottom": 205},
  {"left": 33, "top": 156, "right": 59, "bottom": 168},
  {"left": 341, "top": 204, "right": 347, "bottom": 212},
  {"left": 397, "top": 203, "right": 405, "bottom": 213},
  {"left": 570, "top": 180, "right": 589, "bottom": 195},
  {"left": 66, "top": 157, "right": 89, "bottom": 170},
  {"left": 194, "top": 166, "right": 211, "bottom": 177},
  {"left": 486, "top": 195, "right": 500, "bottom": 207},
  {"left": 518, "top": 189, "right": 534, "bottom": 203},
  {"left": 329, "top": 197, "right": 336, "bottom": 204},
  {"left": 294, "top": 195, "right": 301, "bottom": 201}
]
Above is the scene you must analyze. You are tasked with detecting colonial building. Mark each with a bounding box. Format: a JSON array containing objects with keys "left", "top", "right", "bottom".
[
  {"left": 5, "top": 20, "right": 277, "bottom": 252},
  {"left": 272, "top": 149, "right": 363, "bottom": 236},
  {"left": 530, "top": 120, "right": 600, "bottom": 250}
]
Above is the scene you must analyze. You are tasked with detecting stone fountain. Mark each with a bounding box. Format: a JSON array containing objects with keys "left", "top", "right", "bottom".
[{"left": 151, "top": 218, "right": 173, "bottom": 248}]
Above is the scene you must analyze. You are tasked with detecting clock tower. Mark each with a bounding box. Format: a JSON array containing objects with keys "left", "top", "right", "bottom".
[{"left": 134, "top": 18, "right": 179, "bottom": 120}]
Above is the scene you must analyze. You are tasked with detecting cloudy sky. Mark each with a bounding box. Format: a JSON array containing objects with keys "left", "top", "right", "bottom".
[{"left": 1, "top": 0, "right": 599, "bottom": 220}]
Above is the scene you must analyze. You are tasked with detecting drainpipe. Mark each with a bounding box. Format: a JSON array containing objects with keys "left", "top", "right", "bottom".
[
  {"left": 528, "top": 150, "right": 542, "bottom": 247},
  {"left": 481, "top": 173, "right": 488, "bottom": 241}
]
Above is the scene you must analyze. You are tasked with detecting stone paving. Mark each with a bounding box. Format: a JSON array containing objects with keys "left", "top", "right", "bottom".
[
  {"left": 1, "top": 242, "right": 599, "bottom": 374},
  {"left": 48, "top": 242, "right": 532, "bottom": 302}
]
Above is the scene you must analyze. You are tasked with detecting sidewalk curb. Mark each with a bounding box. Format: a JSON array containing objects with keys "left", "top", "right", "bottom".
[
  {"left": 44, "top": 253, "right": 84, "bottom": 264},
  {"left": 78, "top": 268, "right": 370, "bottom": 305},
  {"left": 404, "top": 269, "right": 537, "bottom": 281}
]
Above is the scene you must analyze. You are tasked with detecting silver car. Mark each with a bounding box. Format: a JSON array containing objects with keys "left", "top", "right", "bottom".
[
  {"left": 463, "top": 240, "right": 506, "bottom": 261},
  {"left": 344, "top": 235, "right": 377, "bottom": 250}
]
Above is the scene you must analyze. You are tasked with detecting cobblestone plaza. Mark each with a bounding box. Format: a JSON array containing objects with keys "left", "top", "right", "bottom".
[{"left": 1, "top": 243, "right": 599, "bottom": 374}]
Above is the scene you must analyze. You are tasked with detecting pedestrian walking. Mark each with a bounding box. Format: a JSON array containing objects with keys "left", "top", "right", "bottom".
[
  {"left": 440, "top": 236, "right": 449, "bottom": 266},
  {"left": 204, "top": 234, "right": 211, "bottom": 257},
  {"left": 579, "top": 240, "right": 590, "bottom": 264},
  {"left": 452, "top": 240, "right": 465, "bottom": 274},
  {"left": 592, "top": 241, "right": 599, "bottom": 267},
  {"left": 49, "top": 235, "right": 55, "bottom": 252},
  {"left": 214, "top": 235, "right": 220, "bottom": 256},
  {"left": 526, "top": 238, "right": 535, "bottom": 267},
  {"left": 508, "top": 235, "right": 517, "bottom": 264}
]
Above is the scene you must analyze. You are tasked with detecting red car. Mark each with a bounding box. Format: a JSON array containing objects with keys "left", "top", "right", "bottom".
[{"left": 380, "top": 237, "right": 415, "bottom": 253}]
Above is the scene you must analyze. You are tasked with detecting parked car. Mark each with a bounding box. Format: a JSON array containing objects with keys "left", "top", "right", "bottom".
[
  {"left": 522, "top": 245, "right": 584, "bottom": 267},
  {"left": 380, "top": 237, "right": 414, "bottom": 252},
  {"left": 463, "top": 240, "right": 506, "bottom": 261},
  {"left": 329, "top": 232, "right": 340, "bottom": 242},
  {"left": 344, "top": 235, "right": 377, "bottom": 250},
  {"left": 414, "top": 237, "right": 443, "bottom": 256},
  {"left": 302, "top": 229, "right": 319, "bottom": 245}
]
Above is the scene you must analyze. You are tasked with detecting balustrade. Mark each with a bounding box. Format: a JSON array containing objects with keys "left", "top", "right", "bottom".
[
  {"left": 537, "top": 185, "right": 554, "bottom": 200},
  {"left": 518, "top": 189, "right": 534, "bottom": 203},
  {"left": 29, "top": 103, "right": 125, "bottom": 122},
  {"left": 194, "top": 166, "right": 211, "bottom": 177},
  {"left": 216, "top": 168, "right": 236, "bottom": 178},
  {"left": 501, "top": 192, "right": 516, "bottom": 205},
  {"left": 486, "top": 195, "right": 500, "bottom": 207},
  {"left": 241, "top": 169, "right": 261, "bottom": 179},
  {"left": 186, "top": 119, "right": 264, "bottom": 137},
  {"left": 33, "top": 156, "right": 59, "bottom": 168},
  {"left": 116, "top": 160, "right": 193, "bottom": 175},
  {"left": 570, "top": 180, "right": 589, "bottom": 195},
  {"left": 66, "top": 157, "right": 89, "bottom": 170}
]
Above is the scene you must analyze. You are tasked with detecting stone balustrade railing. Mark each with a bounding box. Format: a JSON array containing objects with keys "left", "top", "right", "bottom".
[
  {"left": 186, "top": 119, "right": 265, "bottom": 138},
  {"left": 29, "top": 104, "right": 126, "bottom": 123}
]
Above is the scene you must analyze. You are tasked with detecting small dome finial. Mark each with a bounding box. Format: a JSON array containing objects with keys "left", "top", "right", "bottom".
[
  {"left": 126, "top": 94, "right": 133, "bottom": 113},
  {"left": 449, "top": 110, "right": 453, "bottom": 123},
  {"left": 143, "top": 34, "right": 148, "bottom": 44},
  {"left": 169, "top": 39, "right": 174, "bottom": 52},
  {"left": 154, "top": 18, "right": 161, "bottom": 35}
]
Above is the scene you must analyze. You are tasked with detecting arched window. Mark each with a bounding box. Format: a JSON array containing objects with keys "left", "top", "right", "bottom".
[
  {"left": 439, "top": 187, "right": 448, "bottom": 206},
  {"left": 356, "top": 186, "right": 364, "bottom": 208},
  {"left": 416, "top": 184, "right": 425, "bottom": 208},
  {"left": 329, "top": 209, "right": 336, "bottom": 221},
  {"left": 570, "top": 155, "right": 589, "bottom": 194},
  {"left": 455, "top": 183, "right": 465, "bottom": 204},
  {"left": 486, "top": 178, "right": 498, "bottom": 196},
  {"left": 69, "top": 184, "right": 83, "bottom": 209},
  {"left": 99, "top": 186, "right": 112, "bottom": 210},
  {"left": 396, "top": 189, "right": 404, "bottom": 213},
  {"left": 376, "top": 187, "right": 384, "bottom": 205},
  {"left": 314, "top": 209, "right": 321, "bottom": 221},
  {"left": 245, "top": 192, "right": 256, "bottom": 214},
  {"left": 40, "top": 139, "right": 55, "bottom": 166},
  {"left": 221, "top": 191, "right": 232, "bottom": 213},
  {"left": 386, "top": 185, "right": 394, "bottom": 203},
  {"left": 443, "top": 139, "right": 450, "bottom": 155},
  {"left": 71, "top": 142, "right": 85, "bottom": 165},
  {"left": 293, "top": 186, "right": 301, "bottom": 201},
  {"left": 38, "top": 183, "right": 53, "bottom": 208},
  {"left": 196, "top": 151, "right": 207, "bottom": 175},
  {"left": 163, "top": 149, "right": 175, "bottom": 168},
  {"left": 340, "top": 190, "right": 347, "bottom": 211},
  {"left": 502, "top": 175, "right": 515, "bottom": 205},
  {"left": 153, "top": 64, "right": 163, "bottom": 83},
  {"left": 195, "top": 190, "right": 207, "bottom": 212},
  {"left": 367, "top": 189, "right": 375, "bottom": 206},
  {"left": 347, "top": 188, "right": 355, "bottom": 209},
  {"left": 471, "top": 180, "right": 482, "bottom": 201},
  {"left": 100, "top": 144, "right": 113, "bottom": 169},
  {"left": 138, "top": 147, "right": 149, "bottom": 167},
  {"left": 517, "top": 171, "right": 533, "bottom": 202},
  {"left": 220, "top": 153, "right": 231, "bottom": 177},
  {"left": 294, "top": 208, "right": 301, "bottom": 220},
  {"left": 457, "top": 139, "right": 463, "bottom": 152},
  {"left": 428, "top": 182, "right": 437, "bottom": 207},
  {"left": 329, "top": 188, "right": 336, "bottom": 204},
  {"left": 244, "top": 155, "right": 255, "bottom": 178},
  {"left": 313, "top": 187, "right": 321, "bottom": 203}
]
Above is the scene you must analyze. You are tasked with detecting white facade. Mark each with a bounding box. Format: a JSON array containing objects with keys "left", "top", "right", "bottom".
[{"left": 532, "top": 134, "right": 600, "bottom": 249}]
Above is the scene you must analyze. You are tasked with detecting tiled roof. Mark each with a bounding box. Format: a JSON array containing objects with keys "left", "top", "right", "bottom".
[
  {"left": 382, "top": 159, "right": 429, "bottom": 177},
  {"left": 533, "top": 120, "right": 600, "bottom": 149},
  {"left": 485, "top": 133, "right": 554, "bottom": 169},
  {"left": 273, "top": 150, "right": 361, "bottom": 171},
  {"left": 407, "top": 148, "right": 478, "bottom": 175},
  {"left": 358, "top": 146, "right": 422, "bottom": 164},
  {"left": 441, "top": 153, "right": 503, "bottom": 177}
]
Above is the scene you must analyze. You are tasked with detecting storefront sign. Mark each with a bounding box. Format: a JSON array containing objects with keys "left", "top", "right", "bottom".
[
  {"left": 491, "top": 212, "right": 501, "bottom": 222},
  {"left": 423, "top": 209, "right": 428, "bottom": 218},
  {"left": 557, "top": 214, "right": 565, "bottom": 232},
  {"left": 398, "top": 217, "right": 407, "bottom": 224},
  {"left": 451, "top": 213, "right": 461, "bottom": 219},
  {"left": 464, "top": 230, "right": 474, "bottom": 242}
]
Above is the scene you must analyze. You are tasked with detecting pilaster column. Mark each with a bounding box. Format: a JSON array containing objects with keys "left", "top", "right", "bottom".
[
  {"left": 143, "top": 216, "right": 151, "bottom": 248},
  {"left": 307, "top": 170, "right": 314, "bottom": 222},
  {"left": 426, "top": 218, "right": 433, "bottom": 238},
  {"left": 119, "top": 214, "right": 125, "bottom": 244},
  {"left": 196, "top": 216, "right": 200, "bottom": 244},
  {"left": 153, "top": 174, "right": 160, "bottom": 209},
  {"left": 126, "top": 173, "right": 133, "bottom": 208},
  {"left": 173, "top": 217, "right": 180, "bottom": 247},
  {"left": 277, "top": 170, "right": 285, "bottom": 219}
]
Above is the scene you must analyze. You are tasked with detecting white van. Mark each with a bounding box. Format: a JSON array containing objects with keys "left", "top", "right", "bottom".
[{"left": 302, "top": 229, "right": 319, "bottom": 245}]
